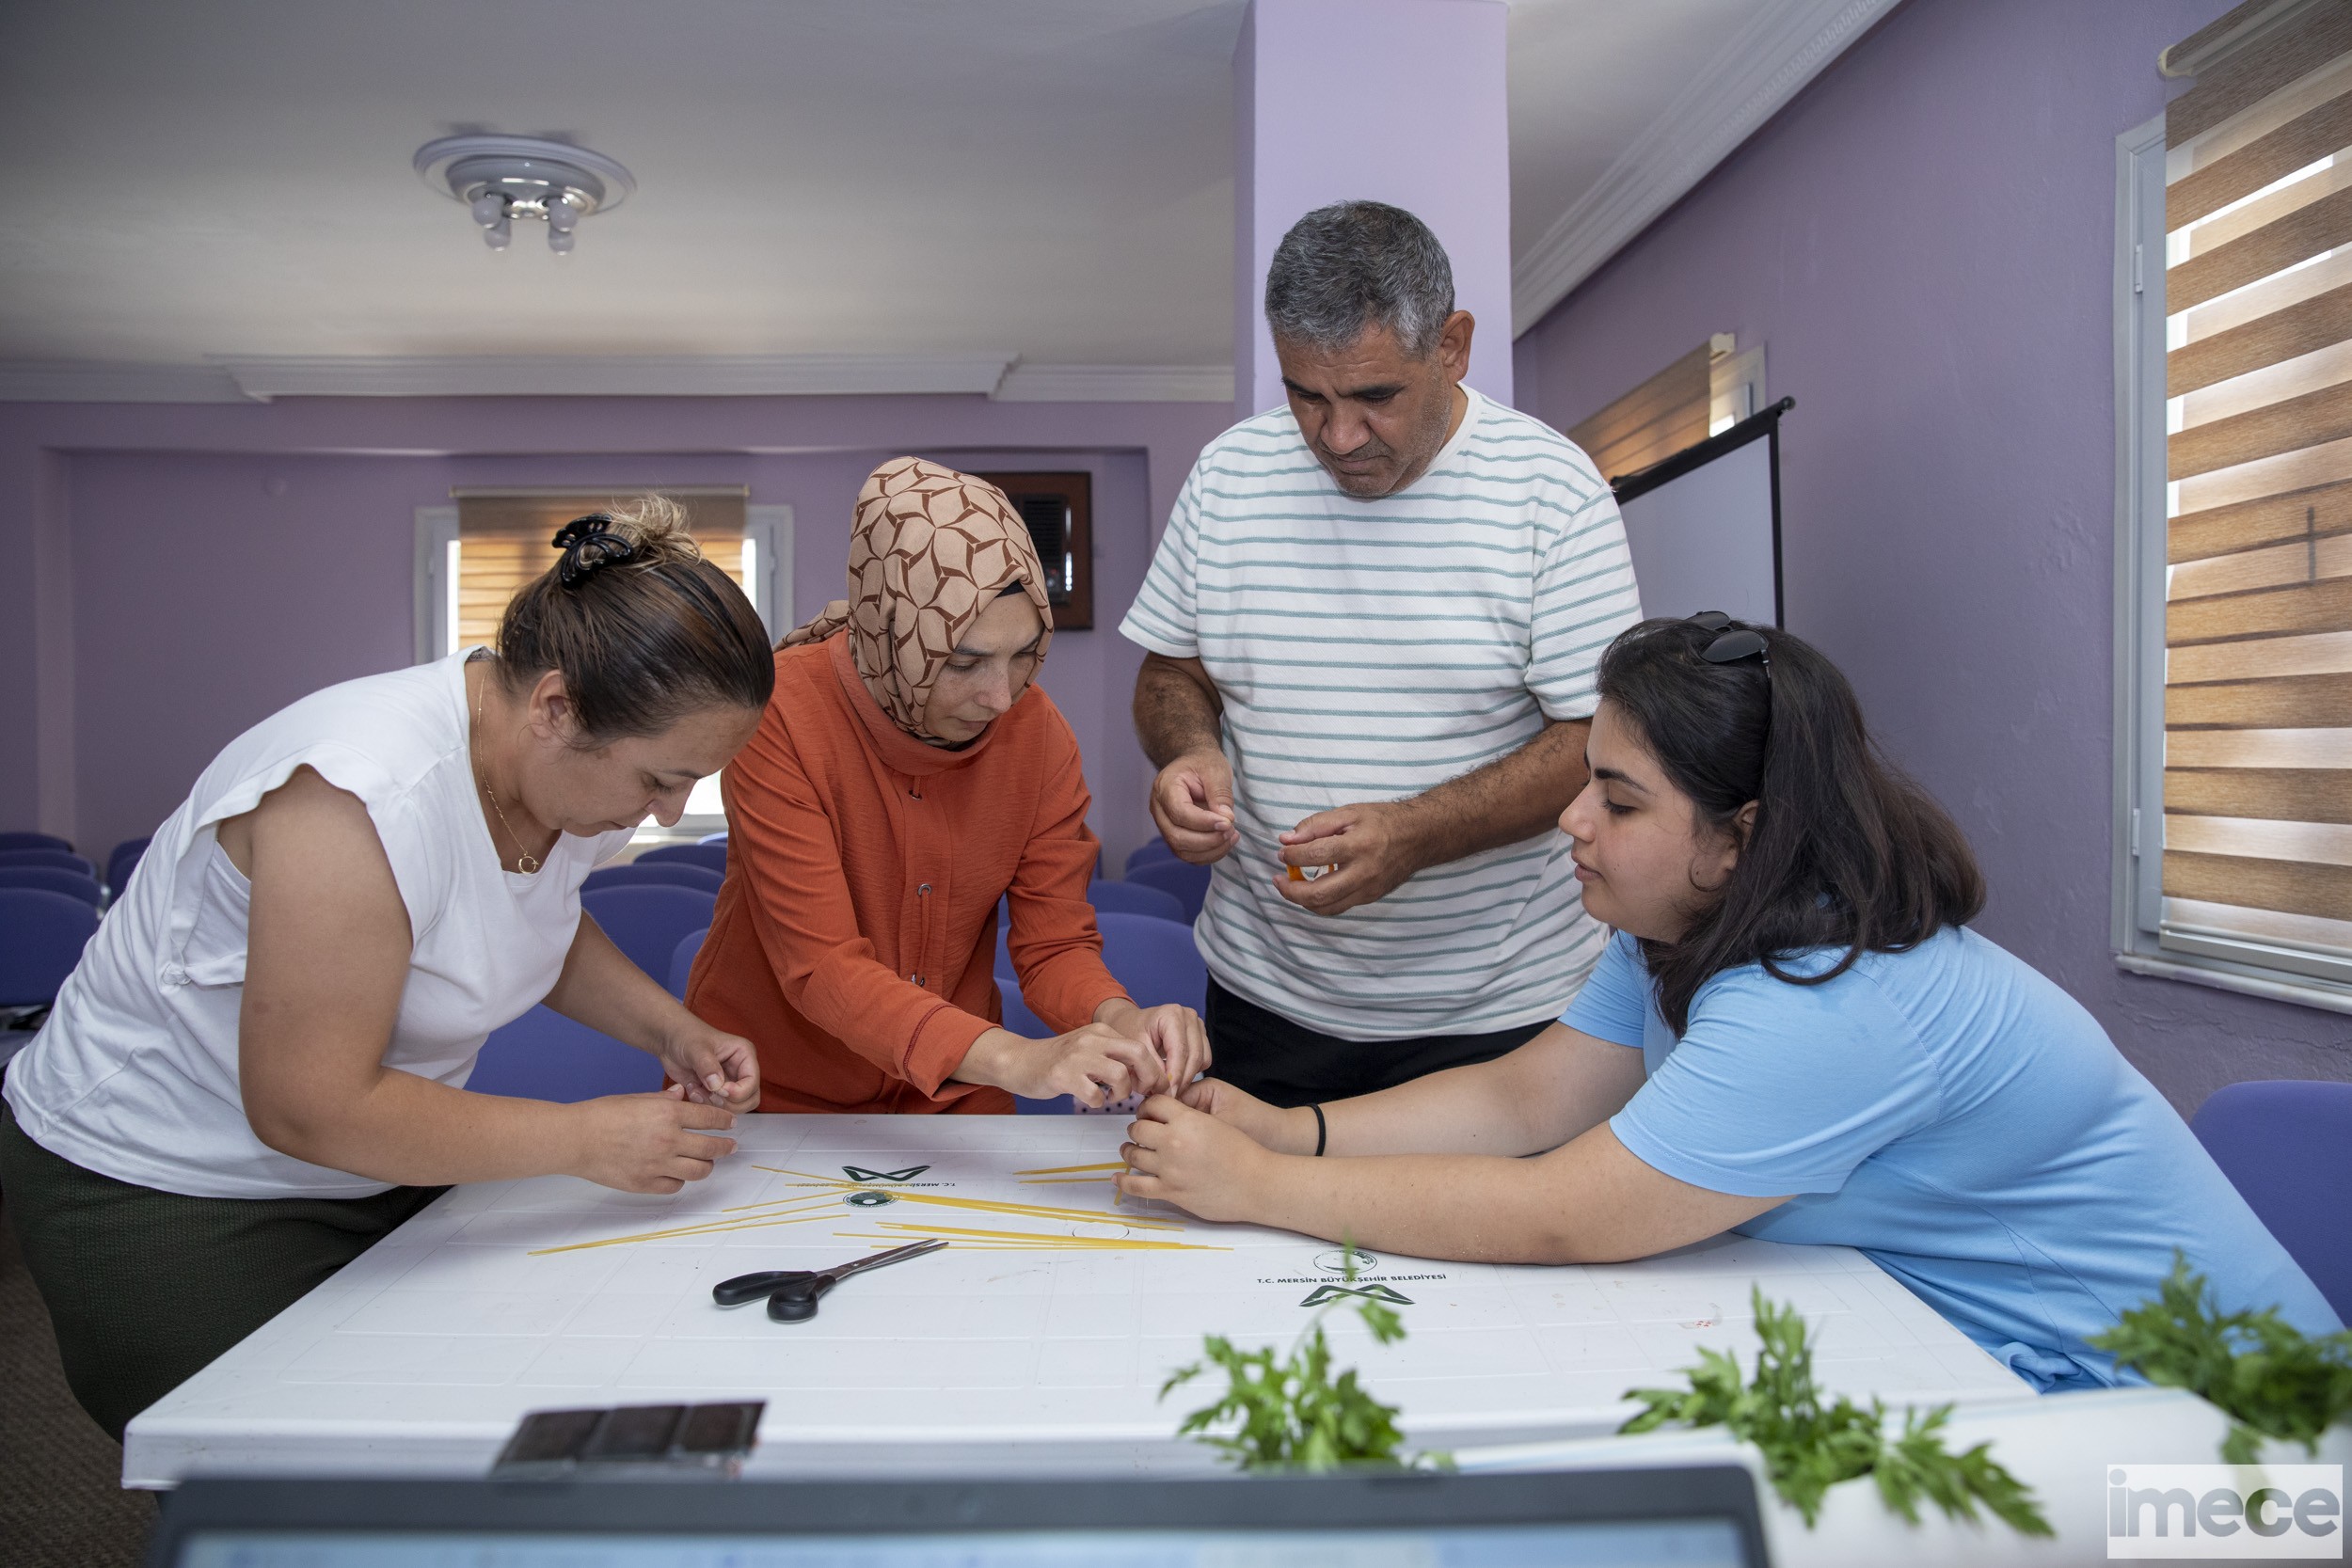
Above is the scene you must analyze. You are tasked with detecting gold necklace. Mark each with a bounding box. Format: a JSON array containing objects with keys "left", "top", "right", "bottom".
[{"left": 473, "top": 667, "right": 543, "bottom": 875}]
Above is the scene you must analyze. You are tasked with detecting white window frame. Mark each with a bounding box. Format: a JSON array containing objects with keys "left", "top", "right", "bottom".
[
  {"left": 413, "top": 505, "right": 459, "bottom": 665},
  {"left": 1708, "top": 341, "right": 1767, "bottom": 436},
  {"left": 742, "top": 504, "right": 795, "bottom": 644},
  {"left": 413, "top": 503, "right": 793, "bottom": 661},
  {"left": 412, "top": 501, "right": 793, "bottom": 835},
  {"left": 2111, "top": 113, "right": 2352, "bottom": 1017}
]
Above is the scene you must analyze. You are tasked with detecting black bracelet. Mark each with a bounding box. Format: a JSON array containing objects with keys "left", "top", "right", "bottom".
[{"left": 1309, "top": 1102, "right": 1327, "bottom": 1157}]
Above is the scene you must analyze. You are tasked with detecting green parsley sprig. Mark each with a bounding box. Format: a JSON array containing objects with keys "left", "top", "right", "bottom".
[
  {"left": 1621, "top": 1287, "right": 2051, "bottom": 1535},
  {"left": 2090, "top": 1255, "right": 2352, "bottom": 1465},
  {"left": 1161, "top": 1244, "right": 1451, "bottom": 1472}
]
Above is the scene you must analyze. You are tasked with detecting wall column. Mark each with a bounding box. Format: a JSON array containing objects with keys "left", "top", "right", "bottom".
[{"left": 1232, "top": 0, "right": 1513, "bottom": 421}]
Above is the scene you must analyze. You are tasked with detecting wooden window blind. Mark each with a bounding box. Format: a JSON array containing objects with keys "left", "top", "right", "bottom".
[
  {"left": 1566, "top": 334, "right": 1739, "bottom": 484},
  {"left": 450, "top": 488, "right": 749, "bottom": 652},
  {"left": 2160, "top": 1, "right": 2352, "bottom": 979}
]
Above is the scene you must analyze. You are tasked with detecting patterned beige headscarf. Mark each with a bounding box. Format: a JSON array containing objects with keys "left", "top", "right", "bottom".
[{"left": 780, "top": 456, "right": 1055, "bottom": 738}]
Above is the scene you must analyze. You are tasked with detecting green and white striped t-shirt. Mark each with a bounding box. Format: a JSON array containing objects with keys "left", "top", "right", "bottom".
[{"left": 1120, "top": 388, "right": 1642, "bottom": 1039}]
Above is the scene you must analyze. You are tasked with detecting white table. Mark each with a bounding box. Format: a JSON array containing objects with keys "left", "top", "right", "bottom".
[{"left": 125, "top": 1114, "right": 2026, "bottom": 1486}]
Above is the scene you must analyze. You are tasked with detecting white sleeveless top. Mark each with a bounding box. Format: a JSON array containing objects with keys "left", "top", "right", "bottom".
[{"left": 3, "top": 651, "right": 631, "bottom": 1198}]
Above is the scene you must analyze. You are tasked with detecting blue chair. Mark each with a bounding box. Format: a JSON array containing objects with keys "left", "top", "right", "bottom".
[
  {"left": 2192, "top": 1080, "right": 2352, "bottom": 1323},
  {"left": 1089, "top": 879, "right": 1186, "bottom": 924},
  {"left": 697, "top": 831, "right": 730, "bottom": 847},
  {"left": 580, "top": 884, "right": 718, "bottom": 983},
  {"left": 999, "top": 976, "right": 1051, "bottom": 1038},
  {"left": 585, "top": 862, "right": 725, "bottom": 896},
  {"left": 998, "top": 977, "right": 1071, "bottom": 1116},
  {"left": 638, "top": 842, "right": 728, "bottom": 877},
  {"left": 1124, "top": 840, "right": 1180, "bottom": 878},
  {"left": 106, "top": 836, "right": 151, "bottom": 896},
  {"left": 1125, "top": 858, "right": 1211, "bottom": 923},
  {"left": 996, "top": 895, "right": 1107, "bottom": 981},
  {"left": 0, "top": 867, "right": 104, "bottom": 908},
  {"left": 466, "top": 1006, "right": 663, "bottom": 1101},
  {"left": 0, "top": 888, "right": 100, "bottom": 1006},
  {"left": 1096, "top": 911, "right": 1206, "bottom": 1011},
  {"left": 0, "top": 832, "right": 73, "bottom": 854},
  {"left": 668, "top": 927, "right": 708, "bottom": 1001},
  {"left": 0, "top": 848, "right": 96, "bottom": 879}
]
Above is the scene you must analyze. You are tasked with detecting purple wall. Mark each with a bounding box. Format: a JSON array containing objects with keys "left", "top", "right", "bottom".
[
  {"left": 1233, "top": 0, "right": 1513, "bottom": 418},
  {"left": 1513, "top": 0, "right": 2351, "bottom": 1113},
  {"left": 0, "top": 396, "right": 1229, "bottom": 872},
  {"left": 66, "top": 452, "right": 422, "bottom": 856}
]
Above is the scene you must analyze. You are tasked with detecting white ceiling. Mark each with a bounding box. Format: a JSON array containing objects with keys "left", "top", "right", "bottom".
[
  {"left": 1505, "top": 0, "right": 1762, "bottom": 262},
  {"left": 0, "top": 0, "right": 1847, "bottom": 383}
]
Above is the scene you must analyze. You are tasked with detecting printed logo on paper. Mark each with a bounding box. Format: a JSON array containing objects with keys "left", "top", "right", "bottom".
[
  {"left": 2106, "top": 1465, "right": 2343, "bottom": 1559},
  {"left": 1256, "top": 1250, "right": 1451, "bottom": 1290},
  {"left": 841, "top": 1164, "right": 930, "bottom": 1183},
  {"left": 1299, "top": 1283, "right": 1413, "bottom": 1308}
]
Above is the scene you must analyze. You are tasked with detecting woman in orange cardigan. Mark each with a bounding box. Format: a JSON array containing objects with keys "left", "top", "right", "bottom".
[{"left": 686, "top": 457, "right": 1209, "bottom": 1113}]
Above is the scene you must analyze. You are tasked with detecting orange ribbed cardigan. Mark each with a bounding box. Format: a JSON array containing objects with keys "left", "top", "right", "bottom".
[{"left": 685, "top": 632, "right": 1127, "bottom": 1114}]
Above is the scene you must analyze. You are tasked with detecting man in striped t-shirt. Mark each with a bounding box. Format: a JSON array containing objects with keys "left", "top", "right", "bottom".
[{"left": 1120, "top": 200, "right": 1642, "bottom": 1106}]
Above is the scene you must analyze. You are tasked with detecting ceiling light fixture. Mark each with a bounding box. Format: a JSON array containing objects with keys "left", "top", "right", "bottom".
[{"left": 414, "top": 135, "right": 635, "bottom": 256}]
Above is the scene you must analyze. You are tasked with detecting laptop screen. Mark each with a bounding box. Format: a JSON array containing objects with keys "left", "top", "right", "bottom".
[
  {"left": 178, "top": 1521, "right": 1750, "bottom": 1568},
  {"left": 153, "top": 1469, "right": 1767, "bottom": 1568}
]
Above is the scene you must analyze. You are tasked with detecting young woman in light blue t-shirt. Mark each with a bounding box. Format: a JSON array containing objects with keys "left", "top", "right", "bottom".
[{"left": 1120, "top": 615, "right": 2341, "bottom": 1389}]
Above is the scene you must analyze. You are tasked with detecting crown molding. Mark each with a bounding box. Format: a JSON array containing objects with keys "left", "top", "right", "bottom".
[
  {"left": 1511, "top": 0, "right": 1899, "bottom": 337},
  {"left": 214, "top": 353, "right": 1020, "bottom": 400},
  {"left": 0, "top": 361, "right": 252, "bottom": 402},
  {"left": 993, "top": 363, "right": 1234, "bottom": 403},
  {"left": 0, "top": 354, "right": 1239, "bottom": 404}
]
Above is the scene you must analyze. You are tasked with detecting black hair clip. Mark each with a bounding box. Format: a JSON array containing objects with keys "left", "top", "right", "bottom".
[{"left": 551, "top": 514, "right": 635, "bottom": 586}]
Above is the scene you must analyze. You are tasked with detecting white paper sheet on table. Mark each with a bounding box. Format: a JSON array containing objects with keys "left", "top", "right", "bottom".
[{"left": 126, "top": 1115, "right": 2026, "bottom": 1485}]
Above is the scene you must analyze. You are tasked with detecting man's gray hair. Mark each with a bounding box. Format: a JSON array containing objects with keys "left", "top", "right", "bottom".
[{"left": 1263, "top": 200, "right": 1456, "bottom": 358}]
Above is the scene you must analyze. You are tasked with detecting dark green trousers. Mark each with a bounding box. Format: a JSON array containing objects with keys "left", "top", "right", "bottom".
[{"left": 0, "top": 1097, "right": 444, "bottom": 1441}]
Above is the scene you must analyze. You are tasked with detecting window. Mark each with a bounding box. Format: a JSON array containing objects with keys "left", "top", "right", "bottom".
[
  {"left": 2115, "top": 0, "right": 2352, "bottom": 1013},
  {"left": 975, "top": 471, "right": 1093, "bottom": 629},
  {"left": 1565, "top": 335, "right": 1765, "bottom": 485},
  {"left": 412, "top": 488, "right": 794, "bottom": 834}
]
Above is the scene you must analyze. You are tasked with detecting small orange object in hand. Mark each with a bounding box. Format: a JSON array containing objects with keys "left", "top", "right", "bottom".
[{"left": 1286, "top": 863, "right": 1335, "bottom": 882}]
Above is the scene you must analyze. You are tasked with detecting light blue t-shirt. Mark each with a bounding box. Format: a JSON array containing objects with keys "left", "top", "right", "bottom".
[{"left": 1563, "top": 926, "right": 2342, "bottom": 1391}]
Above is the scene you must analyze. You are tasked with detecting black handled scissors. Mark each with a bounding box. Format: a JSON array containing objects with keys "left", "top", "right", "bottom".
[
  {"left": 710, "top": 1238, "right": 948, "bottom": 1322},
  {"left": 711, "top": 1269, "right": 816, "bottom": 1307}
]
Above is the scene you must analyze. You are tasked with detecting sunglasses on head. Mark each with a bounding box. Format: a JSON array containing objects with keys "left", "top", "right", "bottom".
[{"left": 1689, "top": 610, "right": 1771, "bottom": 674}]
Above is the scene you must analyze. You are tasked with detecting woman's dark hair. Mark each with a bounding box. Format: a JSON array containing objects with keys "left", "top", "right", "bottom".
[
  {"left": 495, "top": 496, "right": 774, "bottom": 741},
  {"left": 1595, "top": 616, "right": 1983, "bottom": 1034}
]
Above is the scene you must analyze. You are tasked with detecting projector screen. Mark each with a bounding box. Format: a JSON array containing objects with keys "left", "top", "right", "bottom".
[{"left": 1612, "top": 400, "right": 1788, "bottom": 628}]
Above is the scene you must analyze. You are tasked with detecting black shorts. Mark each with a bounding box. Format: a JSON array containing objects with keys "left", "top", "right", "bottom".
[
  {"left": 1203, "top": 976, "right": 1550, "bottom": 1108},
  {"left": 0, "top": 1095, "right": 444, "bottom": 1440}
]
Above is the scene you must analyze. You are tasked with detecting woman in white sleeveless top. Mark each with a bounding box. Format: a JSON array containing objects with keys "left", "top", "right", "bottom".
[{"left": 0, "top": 500, "right": 773, "bottom": 1439}]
